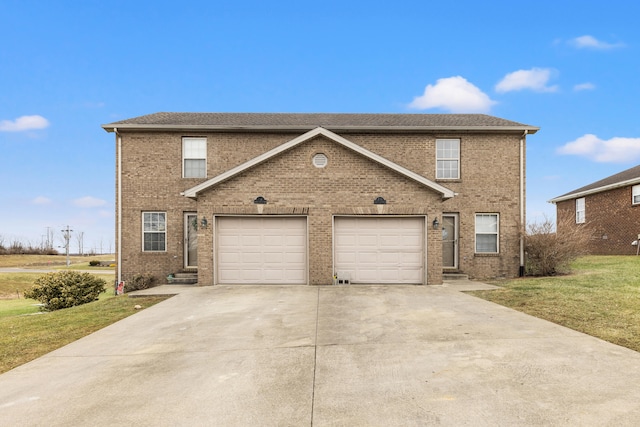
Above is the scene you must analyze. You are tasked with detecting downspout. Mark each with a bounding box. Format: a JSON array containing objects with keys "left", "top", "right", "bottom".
[
  {"left": 519, "top": 130, "right": 528, "bottom": 277},
  {"left": 115, "top": 128, "right": 123, "bottom": 289}
]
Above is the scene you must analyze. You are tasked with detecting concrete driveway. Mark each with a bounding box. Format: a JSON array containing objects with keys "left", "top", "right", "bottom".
[{"left": 1, "top": 284, "right": 640, "bottom": 426}]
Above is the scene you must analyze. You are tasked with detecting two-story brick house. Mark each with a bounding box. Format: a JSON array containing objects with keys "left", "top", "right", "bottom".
[
  {"left": 101, "top": 113, "right": 538, "bottom": 287},
  {"left": 549, "top": 164, "right": 640, "bottom": 255}
]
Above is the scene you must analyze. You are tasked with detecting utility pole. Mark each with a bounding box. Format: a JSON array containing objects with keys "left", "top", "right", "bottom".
[{"left": 61, "top": 225, "right": 73, "bottom": 267}]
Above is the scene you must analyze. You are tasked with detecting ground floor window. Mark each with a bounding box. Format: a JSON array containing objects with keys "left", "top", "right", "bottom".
[
  {"left": 143, "top": 212, "right": 166, "bottom": 251},
  {"left": 475, "top": 213, "right": 499, "bottom": 253}
]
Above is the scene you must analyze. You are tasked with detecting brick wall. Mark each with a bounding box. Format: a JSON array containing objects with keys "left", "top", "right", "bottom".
[
  {"left": 116, "top": 129, "right": 525, "bottom": 285},
  {"left": 556, "top": 186, "right": 640, "bottom": 255}
]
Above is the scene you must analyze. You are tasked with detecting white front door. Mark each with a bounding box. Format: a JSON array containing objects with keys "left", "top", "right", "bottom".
[
  {"left": 442, "top": 214, "right": 458, "bottom": 269},
  {"left": 184, "top": 213, "right": 198, "bottom": 268},
  {"left": 216, "top": 216, "right": 307, "bottom": 284},
  {"left": 334, "top": 217, "right": 425, "bottom": 284}
]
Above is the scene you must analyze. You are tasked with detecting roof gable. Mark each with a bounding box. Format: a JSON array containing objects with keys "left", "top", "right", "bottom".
[
  {"left": 182, "top": 127, "right": 455, "bottom": 199},
  {"left": 549, "top": 164, "right": 640, "bottom": 203}
]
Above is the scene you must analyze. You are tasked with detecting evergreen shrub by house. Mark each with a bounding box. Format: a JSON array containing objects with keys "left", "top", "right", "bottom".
[
  {"left": 124, "top": 273, "right": 157, "bottom": 292},
  {"left": 25, "top": 271, "right": 106, "bottom": 311}
]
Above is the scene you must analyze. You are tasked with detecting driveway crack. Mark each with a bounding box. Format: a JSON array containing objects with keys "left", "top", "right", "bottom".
[{"left": 310, "top": 286, "right": 320, "bottom": 426}]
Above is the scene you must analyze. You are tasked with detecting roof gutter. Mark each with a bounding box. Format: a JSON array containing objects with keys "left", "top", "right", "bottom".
[
  {"left": 102, "top": 123, "right": 540, "bottom": 134},
  {"left": 548, "top": 177, "right": 640, "bottom": 204}
]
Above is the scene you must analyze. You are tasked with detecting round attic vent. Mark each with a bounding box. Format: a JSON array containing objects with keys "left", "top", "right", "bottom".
[{"left": 312, "top": 153, "right": 328, "bottom": 168}]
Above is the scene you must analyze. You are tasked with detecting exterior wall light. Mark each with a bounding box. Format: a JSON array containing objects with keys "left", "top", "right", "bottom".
[
  {"left": 432, "top": 217, "right": 440, "bottom": 229},
  {"left": 200, "top": 217, "right": 208, "bottom": 229},
  {"left": 374, "top": 197, "right": 386, "bottom": 205},
  {"left": 254, "top": 196, "right": 267, "bottom": 204}
]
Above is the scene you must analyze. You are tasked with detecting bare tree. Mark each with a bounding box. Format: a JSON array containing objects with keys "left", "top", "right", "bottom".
[
  {"left": 524, "top": 215, "right": 593, "bottom": 276},
  {"left": 76, "top": 231, "right": 84, "bottom": 256},
  {"left": 45, "top": 227, "right": 55, "bottom": 251}
]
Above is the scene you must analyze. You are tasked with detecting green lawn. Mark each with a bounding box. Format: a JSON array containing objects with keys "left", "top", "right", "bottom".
[
  {"left": 0, "top": 253, "right": 114, "bottom": 268},
  {"left": 0, "top": 271, "right": 115, "bottom": 299},
  {"left": 0, "top": 295, "right": 168, "bottom": 374},
  {"left": 470, "top": 255, "right": 640, "bottom": 353},
  {"left": 0, "top": 255, "right": 148, "bottom": 374}
]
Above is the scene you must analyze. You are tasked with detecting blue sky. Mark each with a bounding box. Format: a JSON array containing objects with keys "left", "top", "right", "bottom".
[{"left": 2, "top": 0, "right": 639, "bottom": 253}]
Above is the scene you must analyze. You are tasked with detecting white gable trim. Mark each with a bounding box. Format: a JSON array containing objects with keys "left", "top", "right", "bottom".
[
  {"left": 548, "top": 177, "right": 640, "bottom": 204},
  {"left": 182, "top": 127, "right": 455, "bottom": 199}
]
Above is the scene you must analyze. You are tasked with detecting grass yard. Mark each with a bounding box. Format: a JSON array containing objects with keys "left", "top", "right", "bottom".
[
  {"left": 471, "top": 255, "right": 640, "bottom": 353},
  {"left": 0, "top": 295, "right": 168, "bottom": 374},
  {"left": 0, "top": 253, "right": 115, "bottom": 268},
  {"left": 0, "top": 254, "right": 115, "bottom": 299},
  {"left": 0, "top": 253, "right": 153, "bottom": 374},
  {"left": 0, "top": 273, "right": 43, "bottom": 299},
  {"left": 0, "top": 271, "right": 115, "bottom": 299}
]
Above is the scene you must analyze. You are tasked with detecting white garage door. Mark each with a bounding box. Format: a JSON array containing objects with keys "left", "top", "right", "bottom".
[
  {"left": 216, "top": 217, "right": 307, "bottom": 284},
  {"left": 334, "top": 217, "right": 425, "bottom": 284}
]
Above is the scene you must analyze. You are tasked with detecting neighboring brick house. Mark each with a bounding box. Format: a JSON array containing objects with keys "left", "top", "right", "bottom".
[
  {"left": 549, "top": 164, "right": 640, "bottom": 255},
  {"left": 101, "top": 113, "right": 538, "bottom": 286}
]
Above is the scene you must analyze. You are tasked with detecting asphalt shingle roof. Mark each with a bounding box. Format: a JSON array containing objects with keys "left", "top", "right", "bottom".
[
  {"left": 103, "top": 112, "right": 538, "bottom": 132},
  {"left": 551, "top": 164, "right": 640, "bottom": 201}
]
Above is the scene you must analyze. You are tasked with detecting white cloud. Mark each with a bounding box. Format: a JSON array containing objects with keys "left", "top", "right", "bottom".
[
  {"left": 570, "top": 35, "right": 624, "bottom": 50},
  {"left": 557, "top": 134, "right": 640, "bottom": 163},
  {"left": 574, "top": 82, "right": 595, "bottom": 91},
  {"left": 73, "top": 196, "right": 107, "bottom": 208},
  {"left": 408, "top": 76, "right": 496, "bottom": 113},
  {"left": 32, "top": 196, "right": 52, "bottom": 205},
  {"left": 0, "top": 115, "right": 50, "bottom": 132},
  {"left": 495, "top": 68, "right": 558, "bottom": 93}
]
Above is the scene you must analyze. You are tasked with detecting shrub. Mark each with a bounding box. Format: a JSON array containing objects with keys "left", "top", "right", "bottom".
[
  {"left": 25, "top": 271, "right": 106, "bottom": 311},
  {"left": 124, "top": 273, "right": 157, "bottom": 292},
  {"left": 524, "top": 216, "right": 592, "bottom": 276},
  {"left": 88, "top": 260, "right": 101, "bottom": 266}
]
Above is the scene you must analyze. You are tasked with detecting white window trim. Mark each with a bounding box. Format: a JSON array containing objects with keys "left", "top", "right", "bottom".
[
  {"left": 182, "top": 137, "right": 207, "bottom": 178},
  {"left": 576, "top": 198, "right": 586, "bottom": 224},
  {"left": 142, "top": 211, "right": 167, "bottom": 252},
  {"left": 436, "top": 138, "right": 460, "bottom": 180},
  {"left": 633, "top": 185, "right": 640, "bottom": 205},
  {"left": 475, "top": 213, "right": 499, "bottom": 254}
]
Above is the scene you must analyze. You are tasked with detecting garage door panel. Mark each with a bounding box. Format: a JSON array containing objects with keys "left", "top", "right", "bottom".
[
  {"left": 264, "top": 236, "right": 283, "bottom": 246},
  {"left": 334, "top": 217, "right": 425, "bottom": 284},
  {"left": 217, "top": 217, "right": 307, "bottom": 284}
]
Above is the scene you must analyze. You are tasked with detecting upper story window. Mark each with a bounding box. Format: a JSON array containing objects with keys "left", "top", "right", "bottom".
[
  {"left": 633, "top": 185, "right": 640, "bottom": 205},
  {"left": 475, "top": 213, "right": 499, "bottom": 253},
  {"left": 183, "top": 137, "right": 207, "bottom": 178},
  {"left": 576, "top": 197, "right": 586, "bottom": 223},
  {"left": 436, "top": 139, "right": 460, "bottom": 179},
  {"left": 143, "top": 212, "right": 166, "bottom": 252}
]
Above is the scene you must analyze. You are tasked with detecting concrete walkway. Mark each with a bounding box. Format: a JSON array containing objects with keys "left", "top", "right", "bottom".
[{"left": 1, "top": 283, "right": 639, "bottom": 426}]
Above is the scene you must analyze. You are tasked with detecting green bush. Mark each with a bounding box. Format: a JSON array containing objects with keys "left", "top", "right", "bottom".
[
  {"left": 25, "top": 271, "right": 106, "bottom": 311},
  {"left": 88, "top": 260, "right": 101, "bottom": 266},
  {"left": 124, "top": 273, "right": 157, "bottom": 292}
]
